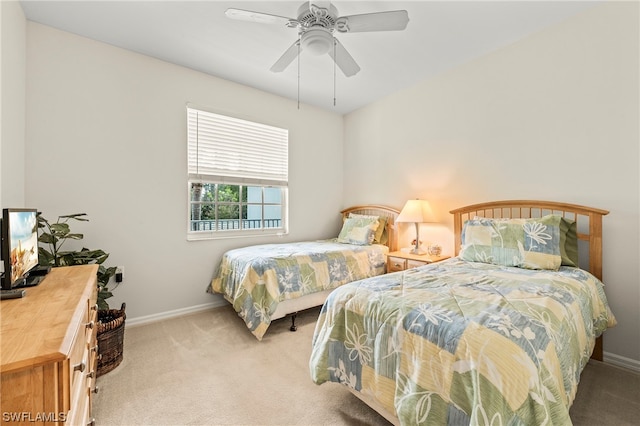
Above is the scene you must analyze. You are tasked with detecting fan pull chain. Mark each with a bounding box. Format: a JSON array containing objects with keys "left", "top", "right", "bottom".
[
  {"left": 297, "top": 38, "right": 301, "bottom": 110},
  {"left": 333, "top": 39, "right": 337, "bottom": 107}
]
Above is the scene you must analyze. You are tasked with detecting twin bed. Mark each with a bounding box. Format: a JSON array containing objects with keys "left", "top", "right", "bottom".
[
  {"left": 209, "top": 200, "right": 616, "bottom": 425},
  {"left": 309, "top": 200, "right": 616, "bottom": 425},
  {"left": 208, "top": 205, "right": 400, "bottom": 340}
]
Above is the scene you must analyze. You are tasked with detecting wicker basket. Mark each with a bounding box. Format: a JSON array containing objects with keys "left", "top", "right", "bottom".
[{"left": 97, "top": 303, "right": 126, "bottom": 377}]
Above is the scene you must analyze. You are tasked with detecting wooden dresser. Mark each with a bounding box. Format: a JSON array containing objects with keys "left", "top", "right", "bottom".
[{"left": 1, "top": 265, "right": 99, "bottom": 426}]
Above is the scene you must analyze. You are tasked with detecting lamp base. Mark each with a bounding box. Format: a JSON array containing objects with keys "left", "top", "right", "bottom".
[{"left": 409, "top": 247, "right": 426, "bottom": 255}]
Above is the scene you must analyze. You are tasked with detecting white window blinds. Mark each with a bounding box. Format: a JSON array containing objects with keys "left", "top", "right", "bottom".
[{"left": 187, "top": 107, "right": 289, "bottom": 186}]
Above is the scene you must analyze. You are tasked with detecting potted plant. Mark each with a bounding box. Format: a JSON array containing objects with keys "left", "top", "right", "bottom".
[
  {"left": 37, "top": 213, "right": 126, "bottom": 376},
  {"left": 37, "top": 212, "right": 116, "bottom": 309}
]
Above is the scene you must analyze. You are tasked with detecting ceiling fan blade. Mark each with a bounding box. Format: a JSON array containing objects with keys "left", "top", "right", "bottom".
[
  {"left": 335, "top": 10, "right": 409, "bottom": 33},
  {"left": 270, "top": 41, "right": 301, "bottom": 73},
  {"left": 328, "top": 39, "right": 360, "bottom": 77},
  {"left": 225, "top": 8, "right": 296, "bottom": 27}
]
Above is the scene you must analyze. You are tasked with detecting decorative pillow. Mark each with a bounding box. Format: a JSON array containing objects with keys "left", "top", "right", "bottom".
[
  {"left": 560, "top": 217, "right": 579, "bottom": 267},
  {"left": 337, "top": 217, "right": 380, "bottom": 245},
  {"left": 460, "top": 215, "right": 563, "bottom": 270},
  {"left": 348, "top": 213, "right": 387, "bottom": 244}
]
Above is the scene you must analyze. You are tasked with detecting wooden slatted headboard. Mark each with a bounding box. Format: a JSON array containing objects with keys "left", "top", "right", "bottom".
[
  {"left": 450, "top": 200, "right": 610, "bottom": 360},
  {"left": 341, "top": 205, "right": 401, "bottom": 252}
]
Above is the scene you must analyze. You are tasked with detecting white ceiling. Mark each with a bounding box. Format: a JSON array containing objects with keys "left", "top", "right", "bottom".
[{"left": 20, "top": 0, "right": 600, "bottom": 114}]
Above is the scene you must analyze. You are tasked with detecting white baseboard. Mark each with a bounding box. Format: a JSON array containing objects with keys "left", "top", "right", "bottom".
[
  {"left": 603, "top": 351, "right": 640, "bottom": 373},
  {"left": 125, "top": 299, "right": 228, "bottom": 328}
]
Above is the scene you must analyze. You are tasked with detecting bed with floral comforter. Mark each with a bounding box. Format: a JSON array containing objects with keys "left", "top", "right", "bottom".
[
  {"left": 209, "top": 239, "right": 388, "bottom": 340},
  {"left": 309, "top": 258, "right": 616, "bottom": 425}
]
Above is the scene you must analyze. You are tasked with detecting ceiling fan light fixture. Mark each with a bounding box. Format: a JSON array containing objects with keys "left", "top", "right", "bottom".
[
  {"left": 300, "top": 28, "right": 333, "bottom": 56},
  {"left": 227, "top": 2, "right": 409, "bottom": 78}
]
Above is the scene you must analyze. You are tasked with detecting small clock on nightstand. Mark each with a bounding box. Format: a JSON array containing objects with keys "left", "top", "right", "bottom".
[{"left": 386, "top": 251, "right": 450, "bottom": 273}]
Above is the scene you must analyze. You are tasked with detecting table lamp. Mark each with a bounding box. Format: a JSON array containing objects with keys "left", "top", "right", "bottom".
[{"left": 396, "top": 199, "right": 435, "bottom": 255}]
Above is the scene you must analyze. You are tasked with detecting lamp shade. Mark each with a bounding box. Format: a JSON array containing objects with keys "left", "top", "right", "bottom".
[{"left": 396, "top": 199, "right": 435, "bottom": 223}]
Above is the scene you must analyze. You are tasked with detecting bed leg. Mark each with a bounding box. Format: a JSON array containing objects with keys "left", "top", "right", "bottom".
[
  {"left": 290, "top": 313, "right": 297, "bottom": 332},
  {"left": 592, "top": 335, "right": 603, "bottom": 361}
]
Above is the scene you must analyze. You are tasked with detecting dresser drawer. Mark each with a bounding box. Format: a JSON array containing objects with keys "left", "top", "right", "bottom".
[
  {"left": 87, "top": 307, "right": 99, "bottom": 396},
  {"left": 68, "top": 301, "right": 96, "bottom": 426},
  {"left": 407, "top": 259, "right": 430, "bottom": 268},
  {"left": 69, "top": 322, "right": 88, "bottom": 388},
  {"left": 67, "top": 382, "right": 91, "bottom": 426},
  {"left": 387, "top": 256, "right": 407, "bottom": 272}
]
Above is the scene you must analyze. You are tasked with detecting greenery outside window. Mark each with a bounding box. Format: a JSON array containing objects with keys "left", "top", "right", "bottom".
[{"left": 187, "top": 106, "right": 288, "bottom": 240}]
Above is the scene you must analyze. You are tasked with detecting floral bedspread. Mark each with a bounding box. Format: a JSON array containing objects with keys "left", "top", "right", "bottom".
[
  {"left": 208, "top": 239, "right": 388, "bottom": 340},
  {"left": 310, "top": 258, "right": 616, "bottom": 425}
]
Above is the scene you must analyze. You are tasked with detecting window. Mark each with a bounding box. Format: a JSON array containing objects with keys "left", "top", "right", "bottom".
[{"left": 187, "top": 106, "right": 288, "bottom": 240}]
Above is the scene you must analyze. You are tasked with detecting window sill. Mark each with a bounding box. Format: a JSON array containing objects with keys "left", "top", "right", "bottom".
[{"left": 187, "top": 229, "right": 289, "bottom": 241}]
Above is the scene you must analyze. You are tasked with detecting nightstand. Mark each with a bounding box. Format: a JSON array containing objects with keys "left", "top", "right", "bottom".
[{"left": 386, "top": 251, "right": 450, "bottom": 273}]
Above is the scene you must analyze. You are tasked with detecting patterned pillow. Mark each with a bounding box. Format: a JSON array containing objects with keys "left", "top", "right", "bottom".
[
  {"left": 460, "top": 215, "right": 563, "bottom": 270},
  {"left": 348, "top": 213, "right": 387, "bottom": 244},
  {"left": 337, "top": 217, "right": 380, "bottom": 245}
]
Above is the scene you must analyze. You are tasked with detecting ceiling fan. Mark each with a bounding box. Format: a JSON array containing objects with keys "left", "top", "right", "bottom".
[{"left": 225, "top": 1, "right": 410, "bottom": 77}]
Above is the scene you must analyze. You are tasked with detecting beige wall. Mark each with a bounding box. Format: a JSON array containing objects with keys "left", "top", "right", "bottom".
[
  {"left": 343, "top": 2, "right": 639, "bottom": 366},
  {"left": 0, "top": 0, "right": 26, "bottom": 208},
  {"left": 25, "top": 22, "right": 344, "bottom": 321}
]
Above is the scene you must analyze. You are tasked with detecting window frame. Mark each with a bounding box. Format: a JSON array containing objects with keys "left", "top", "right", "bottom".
[
  {"left": 186, "top": 106, "right": 289, "bottom": 241},
  {"left": 187, "top": 180, "right": 289, "bottom": 241}
]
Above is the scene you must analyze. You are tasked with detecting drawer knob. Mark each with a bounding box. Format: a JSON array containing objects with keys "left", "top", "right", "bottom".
[
  {"left": 88, "top": 418, "right": 96, "bottom": 426},
  {"left": 93, "top": 386, "right": 100, "bottom": 394},
  {"left": 74, "top": 361, "right": 86, "bottom": 373},
  {"left": 85, "top": 320, "right": 94, "bottom": 330},
  {"left": 87, "top": 371, "right": 95, "bottom": 379},
  {"left": 91, "top": 304, "right": 98, "bottom": 311}
]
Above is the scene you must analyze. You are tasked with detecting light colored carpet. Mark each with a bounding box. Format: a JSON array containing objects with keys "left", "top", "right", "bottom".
[{"left": 94, "top": 306, "right": 640, "bottom": 425}]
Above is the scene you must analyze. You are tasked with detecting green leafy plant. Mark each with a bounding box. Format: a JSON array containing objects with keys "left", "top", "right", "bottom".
[{"left": 37, "top": 213, "right": 117, "bottom": 310}]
